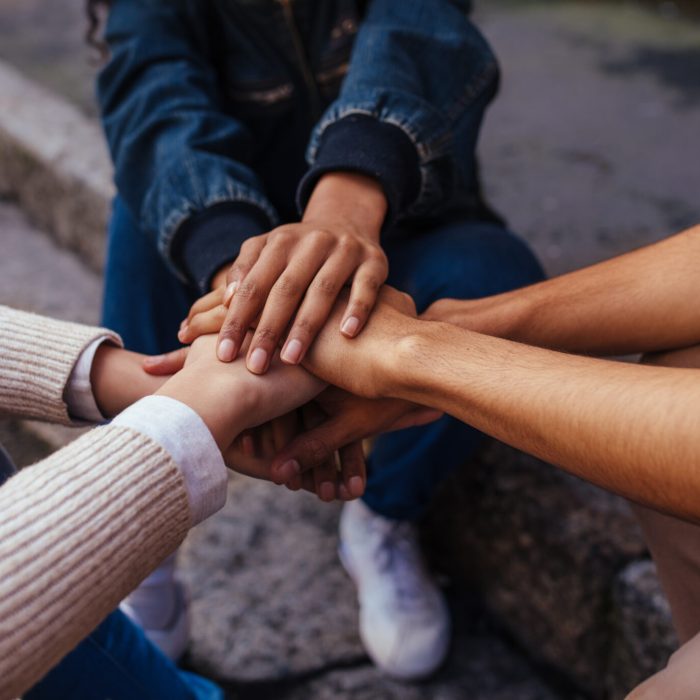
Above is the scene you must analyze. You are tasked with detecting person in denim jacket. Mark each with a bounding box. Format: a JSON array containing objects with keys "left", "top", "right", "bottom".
[{"left": 94, "top": 0, "right": 544, "bottom": 679}]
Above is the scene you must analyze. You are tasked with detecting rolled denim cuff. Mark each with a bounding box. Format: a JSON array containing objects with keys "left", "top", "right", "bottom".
[
  {"left": 172, "top": 202, "right": 273, "bottom": 294},
  {"left": 297, "top": 115, "right": 421, "bottom": 229}
]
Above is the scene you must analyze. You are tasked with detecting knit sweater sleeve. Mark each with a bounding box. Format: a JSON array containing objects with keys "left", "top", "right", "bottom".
[
  {"left": 0, "top": 306, "right": 122, "bottom": 425},
  {"left": 0, "top": 424, "right": 192, "bottom": 700}
]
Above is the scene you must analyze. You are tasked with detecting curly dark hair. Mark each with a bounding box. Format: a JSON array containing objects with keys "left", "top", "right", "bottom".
[{"left": 86, "top": 0, "right": 110, "bottom": 55}]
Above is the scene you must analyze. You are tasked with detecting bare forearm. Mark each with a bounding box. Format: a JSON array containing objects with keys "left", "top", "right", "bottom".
[
  {"left": 303, "top": 172, "right": 387, "bottom": 238},
  {"left": 388, "top": 320, "right": 700, "bottom": 523},
  {"left": 431, "top": 224, "right": 700, "bottom": 356}
]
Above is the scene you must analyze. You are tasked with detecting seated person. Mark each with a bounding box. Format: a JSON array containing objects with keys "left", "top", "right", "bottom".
[
  {"left": 176, "top": 221, "right": 700, "bottom": 699},
  {"left": 0, "top": 304, "right": 355, "bottom": 700}
]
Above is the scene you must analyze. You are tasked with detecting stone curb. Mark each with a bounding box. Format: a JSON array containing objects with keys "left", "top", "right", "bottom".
[{"left": 0, "top": 59, "right": 112, "bottom": 272}]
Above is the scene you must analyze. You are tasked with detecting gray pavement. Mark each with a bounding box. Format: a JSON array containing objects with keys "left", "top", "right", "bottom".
[{"left": 476, "top": 1, "right": 700, "bottom": 275}]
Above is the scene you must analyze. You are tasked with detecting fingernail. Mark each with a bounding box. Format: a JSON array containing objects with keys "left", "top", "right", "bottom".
[
  {"left": 143, "top": 355, "right": 162, "bottom": 367},
  {"left": 179, "top": 319, "right": 188, "bottom": 331},
  {"left": 281, "top": 338, "right": 303, "bottom": 364},
  {"left": 177, "top": 328, "right": 188, "bottom": 343},
  {"left": 218, "top": 338, "right": 236, "bottom": 362},
  {"left": 248, "top": 347, "right": 268, "bottom": 374},
  {"left": 223, "top": 282, "right": 238, "bottom": 305},
  {"left": 281, "top": 459, "right": 301, "bottom": 476},
  {"left": 338, "top": 484, "right": 351, "bottom": 500},
  {"left": 341, "top": 316, "right": 360, "bottom": 337},
  {"left": 349, "top": 476, "right": 364, "bottom": 497},
  {"left": 242, "top": 435, "right": 254, "bottom": 456},
  {"left": 320, "top": 482, "right": 335, "bottom": 502}
]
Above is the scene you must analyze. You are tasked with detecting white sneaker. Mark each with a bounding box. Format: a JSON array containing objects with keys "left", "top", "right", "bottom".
[
  {"left": 339, "top": 499, "right": 451, "bottom": 680},
  {"left": 120, "top": 555, "right": 190, "bottom": 661}
]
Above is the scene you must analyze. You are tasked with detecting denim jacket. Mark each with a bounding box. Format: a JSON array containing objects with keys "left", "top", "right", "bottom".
[{"left": 98, "top": 0, "right": 500, "bottom": 292}]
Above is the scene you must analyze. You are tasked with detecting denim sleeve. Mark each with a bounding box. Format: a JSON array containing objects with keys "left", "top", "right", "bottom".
[
  {"left": 97, "top": 0, "right": 277, "bottom": 287},
  {"left": 300, "top": 0, "right": 498, "bottom": 225}
]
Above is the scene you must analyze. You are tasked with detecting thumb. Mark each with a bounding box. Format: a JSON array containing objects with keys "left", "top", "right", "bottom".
[
  {"left": 386, "top": 407, "right": 443, "bottom": 432},
  {"left": 142, "top": 347, "right": 189, "bottom": 376}
]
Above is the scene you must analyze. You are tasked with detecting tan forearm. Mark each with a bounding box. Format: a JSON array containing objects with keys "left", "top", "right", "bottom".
[
  {"left": 429, "top": 224, "right": 700, "bottom": 356},
  {"left": 303, "top": 172, "right": 387, "bottom": 240},
  {"left": 387, "top": 320, "right": 700, "bottom": 523}
]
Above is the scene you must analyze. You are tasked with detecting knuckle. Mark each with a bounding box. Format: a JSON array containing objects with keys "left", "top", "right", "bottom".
[
  {"left": 239, "top": 238, "right": 258, "bottom": 256},
  {"left": 235, "top": 280, "right": 259, "bottom": 301},
  {"left": 351, "top": 299, "right": 372, "bottom": 317},
  {"left": 222, "top": 318, "right": 247, "bottom": 338},
  {"left": 362, "top": 275, "right": 382, "bottom": 293},
  {"left": 313, "top": 275, "right": 339, "bottom": 297},
  {"left": 254, "top": 326, "right": 279, "bottom": 344},
  {"left": 227, "top": 264, "right": 244, "bottom": 280},
  {"left": 273, "top": 276, "right": 301, "bottom": 299},
  {"left": 337, "top": 234, "right": 359, "bottom": 253},
  {"left": 303, "top": 437, "right": 331, "bottom": 466},
  {"left": 292, "top": 316, "right": 320, "bottom": 338},
  {"left": 311, "top": 228, "right": 333, "bottom": 245}
]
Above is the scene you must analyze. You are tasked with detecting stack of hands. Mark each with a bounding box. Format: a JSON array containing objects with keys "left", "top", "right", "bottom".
[
  {"left": 139, "top": 283, "right": 441, "bottom": 503},
  {"left": 95, "top": 172, "right": 446, "bottom": 504}
]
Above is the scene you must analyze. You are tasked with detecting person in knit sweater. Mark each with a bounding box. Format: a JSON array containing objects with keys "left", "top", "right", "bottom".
[{"left": 0, "top": 304, "right": 344, "bottom": 700}]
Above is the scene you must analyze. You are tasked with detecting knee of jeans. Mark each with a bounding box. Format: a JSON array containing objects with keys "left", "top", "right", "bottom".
[{"left": 428, "top": 226, "right": 545, "bottom": 301}]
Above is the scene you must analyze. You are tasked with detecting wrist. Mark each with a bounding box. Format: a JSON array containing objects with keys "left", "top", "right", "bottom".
[
  {"left": 376, "top": 317, "right": 432, "bottom": 399},
  {"left": 387, "top": 320, "right": 475, "bottom": 407},
  {"left": 91, "top": 345, "right": 167, "bottom": 418},
  {"left": 156, "top": 365, "right": 249, "bottom": 450},
  {"left": 303, "top": 172, "right": 387, "bottom": 241},
  {"left": 422, "top": 293, "right": 534, "bottom": 341}
]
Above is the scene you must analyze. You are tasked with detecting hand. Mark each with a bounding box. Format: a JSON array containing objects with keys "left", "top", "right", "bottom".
[
  {"left": 233, "top": 406, "right": 367, "bottom": 501},
  {"left": 156, "top": 334, "right": 324, "bottom": 451},
  {"left": 270, "top": 387, "right": 442, "bottom": 484},
  {"left": 180, "top": 173, "right": 389, "bottom": 374},
  {"left": 302, "top": 285, "right": 421, "bottom": 399},
  {"left": 90, "top": 344, "right": 176, "bottom": 418},
  {"left": 144, "top": 344, "right": 367, "bottom": 500}
]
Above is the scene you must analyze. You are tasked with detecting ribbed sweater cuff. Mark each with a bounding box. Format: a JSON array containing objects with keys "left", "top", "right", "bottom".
[
  {"left": 297, "top": 115, "right": 421, "bottom": 229},
  {"left": 0, "top": 306, "right": 122, "bottom": 424}
]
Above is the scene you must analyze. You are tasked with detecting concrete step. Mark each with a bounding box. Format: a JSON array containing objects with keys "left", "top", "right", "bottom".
[
  {"left": 0, "top": 59, "right": 112, "bottom": 273},
  {"left": 0, "top": 199, "right": 101, "bottom": 462},
  {"left": 423, "top": 441, "right": 676, "bottom": 699},
  {"left": 181, "top": 475, "right": 575, "bottom": 700}
]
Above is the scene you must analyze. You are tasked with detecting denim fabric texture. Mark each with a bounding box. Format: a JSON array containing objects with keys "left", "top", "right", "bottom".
[
  {"left": 25, "top": 609, "right": 223, "bottom": 700},
  {"left": 97, "top": 0, "right": 499, "bottom": 292}
]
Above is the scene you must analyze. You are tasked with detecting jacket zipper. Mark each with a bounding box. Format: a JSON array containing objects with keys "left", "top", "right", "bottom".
[{"left": 276, "top": 0, "right": 322, "bottom": 119}]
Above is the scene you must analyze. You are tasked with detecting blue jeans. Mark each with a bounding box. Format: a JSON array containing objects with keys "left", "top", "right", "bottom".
[
  {"left": 25, "top": 610, "right": 223, "bottom": 700},
  {"left": 103, "top": 199, "right": 544, "bottom": 520}
]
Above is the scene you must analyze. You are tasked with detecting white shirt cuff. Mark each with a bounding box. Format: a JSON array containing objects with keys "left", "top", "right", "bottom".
[
  {"left": 65, "top": 336, "right": 112, "bottom": 422},
  {"left": 112, "top": 396, "right": 228, "bottom": 525}
]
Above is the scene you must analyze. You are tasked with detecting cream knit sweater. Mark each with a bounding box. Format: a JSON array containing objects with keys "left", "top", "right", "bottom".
[{"left": 0, "top": 307, "right": 193, "bottom": 700}]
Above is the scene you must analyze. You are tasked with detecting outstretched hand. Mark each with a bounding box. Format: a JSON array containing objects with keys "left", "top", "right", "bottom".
[
  {"left": 179, "top": 173, "right": 389, "bottom": 374},
  {"left": 146, "top": 336, "right": 367, "bottom": 501}
]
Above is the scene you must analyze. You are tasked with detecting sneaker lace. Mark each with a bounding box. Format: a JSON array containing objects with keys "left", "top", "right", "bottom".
[{"left": 372, "top": 519, "right": 432, "bottom": 613}]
